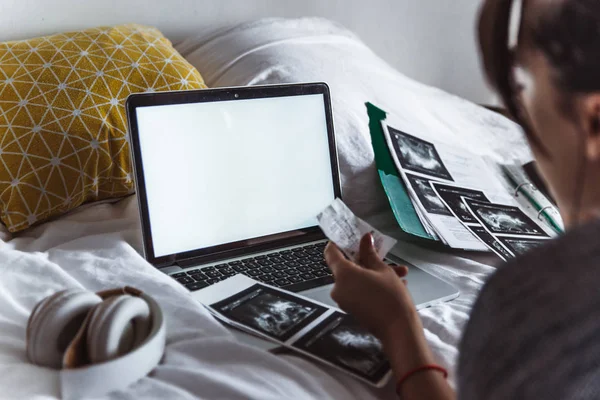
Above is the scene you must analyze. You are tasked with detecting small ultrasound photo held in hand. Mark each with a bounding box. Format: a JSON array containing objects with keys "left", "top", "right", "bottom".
[
  {"left": 293, "top": 311, "right": 390, "bottom": 383},
  {"left": 211, "top": 284, "right": 327, "bottom": 341}
]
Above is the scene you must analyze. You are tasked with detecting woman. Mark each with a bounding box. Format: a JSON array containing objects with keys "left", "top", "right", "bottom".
[{"left": 325, "top": 0, "right": 600, "bottom": 398}]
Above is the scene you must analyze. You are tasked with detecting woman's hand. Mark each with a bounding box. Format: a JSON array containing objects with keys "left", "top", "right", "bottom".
[
  {"left": 324, "top": 234, "right": 437, "bottom": 378},
  {"left": 325, "top": 235, "right": 454, "bottom": 399},
  {"left": 324, "top": 233, "right": 417, "bottom": 342}
]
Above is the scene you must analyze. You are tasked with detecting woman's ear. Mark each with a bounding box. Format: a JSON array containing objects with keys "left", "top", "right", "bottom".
[{"left": 581, "top": 95, "right": 600, "bottom": 161}]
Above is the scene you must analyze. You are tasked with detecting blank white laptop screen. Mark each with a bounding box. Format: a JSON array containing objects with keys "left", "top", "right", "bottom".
[{"left": 135, "top": 94, "right": 335, "bottom": 258}]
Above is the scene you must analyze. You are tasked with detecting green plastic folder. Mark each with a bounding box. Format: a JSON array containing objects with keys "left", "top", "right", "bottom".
[{"left": 366, "top": 102, "right": 437, "bottom": 244}]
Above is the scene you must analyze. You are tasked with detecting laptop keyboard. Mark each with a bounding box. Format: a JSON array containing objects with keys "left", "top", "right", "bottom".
[{"left": 170, "top": 242, "right": 333, "bottom": 293}]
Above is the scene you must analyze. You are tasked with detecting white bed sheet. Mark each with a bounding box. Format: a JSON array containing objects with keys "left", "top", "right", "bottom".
[
  {"left": 0, "top": 17, "right": 528, "bottom": 399},
  {"left": 0, "top": 197, "right": 397, "bottom": 400},
  {"left": 0, "top": 195, "right": 498, "bottom": 399}
]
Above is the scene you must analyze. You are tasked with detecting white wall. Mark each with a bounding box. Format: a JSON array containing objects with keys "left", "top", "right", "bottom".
[{"left": 0, "top": 0, "right": 493, "bottom": 103}]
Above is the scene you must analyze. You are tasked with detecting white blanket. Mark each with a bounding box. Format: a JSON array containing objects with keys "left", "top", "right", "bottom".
[
  {"left": 0, "top": 17, "right": 527, "bottom": 399},
  {"left": 0, "top": 195, "right": 497, "bottom": 399},
  {"left": 0, "top": 198, "right": 397, "bottom": 399}
]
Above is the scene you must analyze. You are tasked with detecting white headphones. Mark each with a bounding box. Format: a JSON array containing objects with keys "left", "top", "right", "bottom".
[{"left": 26, "top": 286, "right": 166, "bottom": 399}]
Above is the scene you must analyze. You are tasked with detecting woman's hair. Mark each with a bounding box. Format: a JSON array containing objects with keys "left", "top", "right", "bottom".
[
  {"left": 478, "top": 0, "right": 600, "bottom": 147},
  {"left": 478, "top": 0, "right": 600, "bottom": 223},
  {"left": 534, "top": 1, "right": 600, "bottom": 94}
]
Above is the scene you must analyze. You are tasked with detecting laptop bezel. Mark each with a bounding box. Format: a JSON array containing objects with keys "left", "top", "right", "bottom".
[{"left": 126, "top": 83, "right": 341, "bottom": 268}]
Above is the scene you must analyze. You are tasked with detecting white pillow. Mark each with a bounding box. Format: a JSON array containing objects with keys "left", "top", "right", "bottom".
[{"left": 177, "top": 17, "right": 530, "bottom": 218}]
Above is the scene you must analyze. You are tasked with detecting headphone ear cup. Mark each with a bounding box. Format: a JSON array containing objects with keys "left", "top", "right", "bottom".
[
  {"left": 86, "top": 295, "right": 151, "bottom": 363},
  {"left": 26, "top": 289, "right": 102, "bottom": 369}
]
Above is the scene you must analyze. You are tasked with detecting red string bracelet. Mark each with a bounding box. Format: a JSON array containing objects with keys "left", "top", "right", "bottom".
[{"left": 396, "top": 364, "right": 448, "bottom": 395}]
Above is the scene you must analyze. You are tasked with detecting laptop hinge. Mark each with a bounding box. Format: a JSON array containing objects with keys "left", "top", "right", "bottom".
[
  {"left": 158, "top": 264, "right": 184, "bottom": 275},
  {"left": 175, "top": 233, "right": 327, "bottom": 268}
]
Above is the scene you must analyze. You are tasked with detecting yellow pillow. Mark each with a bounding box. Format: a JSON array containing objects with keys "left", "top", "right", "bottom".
[{"left": 0, "top": 24, "right": 206, "bottom": 232}]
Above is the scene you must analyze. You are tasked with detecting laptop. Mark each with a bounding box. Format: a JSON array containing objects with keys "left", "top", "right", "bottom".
[{"left": 126, "top": 83, "right": 458, "bottom": 314}]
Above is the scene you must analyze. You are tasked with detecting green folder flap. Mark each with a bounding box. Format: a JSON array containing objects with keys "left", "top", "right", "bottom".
[{"left": 366, "top": 102, "right": 435, "bottom": 241}]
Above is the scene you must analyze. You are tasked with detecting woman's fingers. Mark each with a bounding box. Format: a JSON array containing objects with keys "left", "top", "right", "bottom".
[
  {"left": 358, "top": 234, "right": 386, "bottom": 271},
  {"left": 392, "top": 265, "right": 409, "bottom": 278},
  {"left": 324, "top": 242, "right": 356, "bottom": 277},
  {"left": 326, "top": 237, "right": 390, "bottom": 274}
]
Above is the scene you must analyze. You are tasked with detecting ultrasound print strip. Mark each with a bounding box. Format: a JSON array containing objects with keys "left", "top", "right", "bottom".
[
  {"left": 387, "top": 126, "right": 454, "bottom": 181},
  {"left": 293, "top": 311, "right": 390, "bottom": 384},
  {"left": 463, "top": 198, "right": 549, "bottom": 237},
  {"left": 211, "top": 284, "right": 327, "bottom": 342},
  {"left": 468, "top": 225, "right": 514, "bottom": 260},
  {"left": 496, "top": 236, "right": 548, "bottom": 256},
  {"left": 431, "top": 182, "right": 489, "bottom": 224},
  {"left": 405, "top": 173, "right": 452, "bottom": 216}
]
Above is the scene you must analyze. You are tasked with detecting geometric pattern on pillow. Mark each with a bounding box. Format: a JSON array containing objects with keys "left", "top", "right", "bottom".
[{"left": 0, "top": 24, "right": 206, "bottom": 232}]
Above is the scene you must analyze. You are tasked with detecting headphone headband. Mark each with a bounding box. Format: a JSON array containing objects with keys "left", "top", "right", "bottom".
[
  {"left": 27, "top": 287, "right": 166, "bottom": 400},
  {"left": 61, "top": 291, "right": 165, "bottom": 399},
  {"left": 96, "top": 286, "right": 143, "bottom": 299},
  {"left": 63, "top": 286, "right": 149, "bottom": 369}
]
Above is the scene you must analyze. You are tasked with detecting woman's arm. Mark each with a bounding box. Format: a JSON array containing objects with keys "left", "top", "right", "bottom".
[
  {"left": 383, "top": 317, "right": 454, "bottom": 400},
  {"left": 324, "top": 235, "right": 455, "bottom": 400}
]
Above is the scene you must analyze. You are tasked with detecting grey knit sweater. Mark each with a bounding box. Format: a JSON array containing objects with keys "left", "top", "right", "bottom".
[{"left": 458, "top": 220, "right": 600, "bottom": 399}]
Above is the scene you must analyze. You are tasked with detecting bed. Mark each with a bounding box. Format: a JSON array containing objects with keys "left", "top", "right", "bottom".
[{"left": 0, "top": 17, "right": 530, "bottom": 399}]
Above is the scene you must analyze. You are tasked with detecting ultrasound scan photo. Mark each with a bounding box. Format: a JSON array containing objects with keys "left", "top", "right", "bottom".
[
  {"left": 388, "top": 126, "right": 453, "bottom": 181},
  {"left": 211, "top": 285, "right": 327, "bottom": 341},
  {"left": 464, "top": 199, "right": 549, "bottom": 237},
  {"left": 406, "top": 174, "right": 452, "bottom": 216},
  {"left": 432, "top": 183, "right": 489, "bottom": 223},
  {"left": 293, "top": 312, "right": 390, "bottom": 383},
  {"left": 497, "top": 237, "right": 547, "bottom": 255},
  {"left": 469, "top": 225, "right": 514, "bottom": 260}
]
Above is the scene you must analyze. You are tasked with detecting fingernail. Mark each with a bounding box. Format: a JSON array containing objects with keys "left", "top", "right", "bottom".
[{"left": 368, "top": 233, "right": 375, "bottom": 246}]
